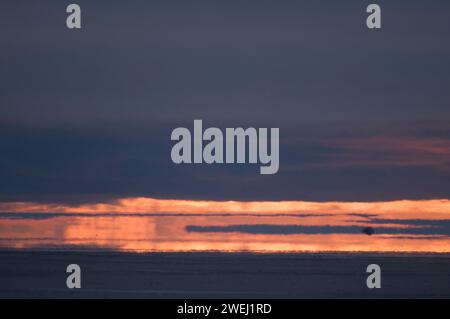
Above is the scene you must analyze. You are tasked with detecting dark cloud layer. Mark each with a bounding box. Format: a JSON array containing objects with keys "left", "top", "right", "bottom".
[
  {"left": 186, "top": 220, "right": 450, "bottom": 236},
  {"left": 0, "top": 122, "right": 449, "bottom": 202},
  {"left": 1, "top": 0, "right": 450, "bottom": 125},
  {"left": 1, "top": 1, "right": 450, "bottom": 202}
]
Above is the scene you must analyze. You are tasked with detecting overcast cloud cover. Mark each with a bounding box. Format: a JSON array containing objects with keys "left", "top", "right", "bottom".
[{"left": 1, "top": 0, "right": 449, "bottom": 203}]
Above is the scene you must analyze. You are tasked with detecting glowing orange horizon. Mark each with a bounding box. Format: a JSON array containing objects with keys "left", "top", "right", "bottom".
[
  {"left": 1, "top": 197, "right": 450, "bottom": 253},
  {"left": 1, "top": 197, "right": 450, "bottom": 219}
]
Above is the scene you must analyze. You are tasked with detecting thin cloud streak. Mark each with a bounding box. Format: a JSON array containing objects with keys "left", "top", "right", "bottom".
[{"left": 283, "top": 136, "right": 450, "bottom": 172}]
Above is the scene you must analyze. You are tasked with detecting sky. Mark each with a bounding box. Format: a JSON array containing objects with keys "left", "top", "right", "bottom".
[
  {"left": 1, "top": 0, "right": 450, "bottom": 204},
  {"left": 2, "top": 198, "right": 450, "bottom": 252}
]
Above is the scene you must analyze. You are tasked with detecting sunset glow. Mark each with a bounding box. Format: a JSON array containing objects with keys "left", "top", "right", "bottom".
[
  {"left": 1, "top": 197, "right": 450, "bottom": 217},
  {"left": 1, "top": 197, "right": 449, "bottom": 253}
]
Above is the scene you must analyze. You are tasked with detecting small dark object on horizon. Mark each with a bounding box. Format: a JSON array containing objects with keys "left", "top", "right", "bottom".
[{"left": 362, "top": 227, "right": 375, "bottom": 235}]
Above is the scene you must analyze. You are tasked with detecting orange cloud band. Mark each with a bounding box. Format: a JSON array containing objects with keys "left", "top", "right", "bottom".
[{"left": 1, "top": 197, "right": 450, "bottom": 220}]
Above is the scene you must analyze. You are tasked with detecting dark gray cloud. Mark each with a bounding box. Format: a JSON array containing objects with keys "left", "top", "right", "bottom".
[
  {"left": 186, "top": 220, "right": 450, "bottom": 236},
  {"left": 1, "top": 0, "right": 450, "bottom": 125},
  {"left": 1, "top": 1, "right": 450, "bottom": 202},
  {"left": 1, "top": 122, "right": 450, "bottom": 202}
]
